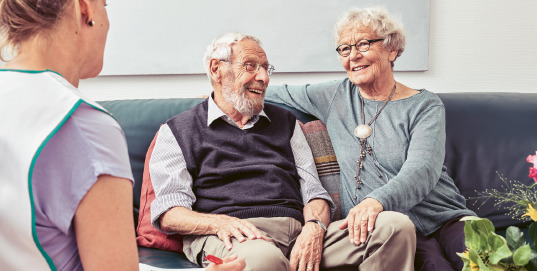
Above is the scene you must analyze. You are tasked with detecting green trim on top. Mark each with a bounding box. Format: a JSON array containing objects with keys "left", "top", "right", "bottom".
[
  {"left": 27, "top": 99, "right": 83, "bottom": 271},
  {"left": 0, "top": 69, "right": 62, "bottom": 77},
  {"left": 82, "top": 100, "right": 117, "bottom": 121}
]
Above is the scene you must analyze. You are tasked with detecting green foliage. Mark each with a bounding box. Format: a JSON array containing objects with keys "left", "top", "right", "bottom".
[
  {"left": 459, "top": 216, "right": 536, "bottom": 271},
  {"left": 530, "top": 223, "right": 537, "bottom": 249},
  {"left": 513, "top": 245, "right": 531, "bottom": 266},
  {"left": 471, "top": 174, "right": 537, "bottom": 222}
]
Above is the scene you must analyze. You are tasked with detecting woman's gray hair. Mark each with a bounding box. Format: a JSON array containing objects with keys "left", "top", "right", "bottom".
[
  {"left": 203, "top": 32, "right": 262, "bottom": 85},
  {"left": 334, "top": 7, "right": 406, "bottom": 66}
]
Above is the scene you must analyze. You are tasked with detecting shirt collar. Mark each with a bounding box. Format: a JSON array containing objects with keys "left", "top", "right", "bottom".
[{"left": 207, "top": 93, "right": 270, "bottom": 128}]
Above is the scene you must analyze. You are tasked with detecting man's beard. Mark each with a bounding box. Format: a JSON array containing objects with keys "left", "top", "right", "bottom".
[{"left": 222, "top": 72, "right": 265, "bottom": 117}]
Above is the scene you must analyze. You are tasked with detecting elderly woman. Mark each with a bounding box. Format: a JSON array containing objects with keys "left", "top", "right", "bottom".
[
  {"left": 0, "top": 0, "right": 244, "bottom": 270},
  {"left": 266, "top": 7, "right": 476, "bottom": 271}
]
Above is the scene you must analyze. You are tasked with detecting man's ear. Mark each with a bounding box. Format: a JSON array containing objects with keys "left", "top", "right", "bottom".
[{"left": 209, "top": 59, "right": 222, "bottom": 84}]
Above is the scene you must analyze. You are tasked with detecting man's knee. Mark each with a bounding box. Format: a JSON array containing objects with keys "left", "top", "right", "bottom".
[{"left": 232, "top": 239, "right": 289, "bottom": 271}]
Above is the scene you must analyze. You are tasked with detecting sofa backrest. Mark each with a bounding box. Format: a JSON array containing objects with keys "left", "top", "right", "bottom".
[
  {"left": 439, "top": 93, "right": 537, "bottom": 229},
  {"left": 100, "top": 92, "right": 537, "bottom": 230}
]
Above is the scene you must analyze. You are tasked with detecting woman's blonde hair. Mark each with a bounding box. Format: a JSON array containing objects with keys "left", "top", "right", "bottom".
[
  {"left": 334, "top": 7, "right": 406, "bottom": 66},
  {"left": 0, "top": 0, "right": 80, "bottom": 61}
]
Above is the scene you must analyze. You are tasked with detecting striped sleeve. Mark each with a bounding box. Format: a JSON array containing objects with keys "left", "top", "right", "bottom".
[
  {"left": 290, "top": 120, "right": 337, "bottom": 218},
  {"left": 149, "top": 124, "right": 196, "bottom": 231}
]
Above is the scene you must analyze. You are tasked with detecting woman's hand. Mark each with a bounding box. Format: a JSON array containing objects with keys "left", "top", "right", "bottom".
[
  {"left": 338, "top": 198, "right": 383, "bottom": 245},
  {"left": 206, "top": 255, "right": 246, "bottom": 271}
]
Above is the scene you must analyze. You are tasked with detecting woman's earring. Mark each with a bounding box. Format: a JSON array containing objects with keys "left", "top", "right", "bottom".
[{"left": 88, "top": 20, "right": 95, "bottom": 27}]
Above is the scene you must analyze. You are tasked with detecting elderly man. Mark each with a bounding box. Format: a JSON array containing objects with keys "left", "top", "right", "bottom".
[{"left": 148, "top": 32, "right": 416, "bottom": 271}]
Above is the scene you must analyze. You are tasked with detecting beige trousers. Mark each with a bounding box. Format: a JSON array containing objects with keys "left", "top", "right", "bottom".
[{"left": 183, "top": 211, "right": 416, "bottom": 271}]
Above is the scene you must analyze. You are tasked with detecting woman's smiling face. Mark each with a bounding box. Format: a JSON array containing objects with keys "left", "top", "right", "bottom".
[{"left": 337, "top": 25, "right": 397, "bottom": 88}]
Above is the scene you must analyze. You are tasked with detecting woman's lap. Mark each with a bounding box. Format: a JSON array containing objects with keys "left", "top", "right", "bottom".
[{"left": 415, "top": 217, "right": 466, "bottom": 271}]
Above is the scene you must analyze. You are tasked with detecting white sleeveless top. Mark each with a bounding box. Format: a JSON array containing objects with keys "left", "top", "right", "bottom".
[{"left": 0, "top": 70, "right": 109, "bottom": 270}]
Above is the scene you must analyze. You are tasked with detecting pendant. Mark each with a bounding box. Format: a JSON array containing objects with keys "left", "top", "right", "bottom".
[{"left": 354, "top": 124, "right": 373, "bottom": 139}]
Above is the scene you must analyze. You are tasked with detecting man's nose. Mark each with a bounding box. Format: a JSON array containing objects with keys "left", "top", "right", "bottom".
[{"left": 255, "top": 67, "right": 270, "bottom": 85}]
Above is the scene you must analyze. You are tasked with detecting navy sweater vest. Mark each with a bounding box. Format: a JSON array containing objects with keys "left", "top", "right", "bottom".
[{"left": 167, "top": 100, "right": 304, "bottom": 223}]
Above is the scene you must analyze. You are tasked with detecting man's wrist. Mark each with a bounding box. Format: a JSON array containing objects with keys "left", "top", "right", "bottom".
[{"left": 305, "top": 219, "right": 327, "bottom": 232}]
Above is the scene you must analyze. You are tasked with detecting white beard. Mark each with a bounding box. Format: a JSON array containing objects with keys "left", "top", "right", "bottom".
[{"left": 221, "top": 72, "right": 265, "bottom": 117}]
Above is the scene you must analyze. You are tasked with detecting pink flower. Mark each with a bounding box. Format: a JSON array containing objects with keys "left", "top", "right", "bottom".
[
  {"left": 527, "top": 152, "right": 537, "bottom": 183},
  {"left": 529, "top": 167, "right": 537, "bottom": 183},
  {"left": 527, "top": 151, "right": 537, "bottom": 167}
]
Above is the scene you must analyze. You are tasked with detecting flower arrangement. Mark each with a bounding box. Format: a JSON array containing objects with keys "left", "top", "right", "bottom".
[{"left": 457, "top": 152, "right": 537, "bottom": 271}]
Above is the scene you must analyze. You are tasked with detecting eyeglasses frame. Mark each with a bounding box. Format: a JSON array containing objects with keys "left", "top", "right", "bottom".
[
  {"left": 219, "top": 60, "right": 275, "bottom": 76},
  {"left": 336, "top": 39, "right": 385, "bottom": 57}
]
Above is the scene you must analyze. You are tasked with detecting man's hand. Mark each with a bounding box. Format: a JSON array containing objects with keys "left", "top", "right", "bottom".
[
  {"left": 289, "top": 222, "right": 325, "bottom": 271},
  {"left": 160, "top": 207, "right": 268, "bottom": 250},
  {"left": 213, "top": 215, "right": 269, "bottom": 250},
  {"left": 338, "top": 198, "right": 383, "bottom": 245}
]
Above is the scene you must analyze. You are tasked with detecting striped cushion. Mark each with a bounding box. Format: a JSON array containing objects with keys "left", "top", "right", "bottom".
[{"left": 299, "top": 120, "right": 341, "bottom": 221}]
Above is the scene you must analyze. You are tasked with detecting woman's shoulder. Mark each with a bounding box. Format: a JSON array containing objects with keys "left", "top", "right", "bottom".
[
  {"left": 65, "top": 103, "right": 133, "bottom": 180},
  {"left": 70, "top": 103, "right": 127, "bottom": 149},
  {"left": 394, "top": 87, "right": 444, "bottom": 106},
  {"left": 416, "top": 89, "right": 444, "bottom": 106}
]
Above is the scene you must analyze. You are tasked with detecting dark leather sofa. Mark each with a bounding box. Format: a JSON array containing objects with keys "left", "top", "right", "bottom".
[{"left": 100, "top": 92, "right": 537, "bottom": 269}]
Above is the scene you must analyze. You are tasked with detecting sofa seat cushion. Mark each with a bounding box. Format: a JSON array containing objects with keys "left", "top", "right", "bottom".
[{"left": 138, "top": 247, "right": 199, "bottom": 268}]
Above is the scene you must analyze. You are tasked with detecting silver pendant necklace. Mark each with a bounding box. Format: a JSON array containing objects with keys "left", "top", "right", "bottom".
[{"left": 353, "top": 81, "right": 397, "bottom": 200}]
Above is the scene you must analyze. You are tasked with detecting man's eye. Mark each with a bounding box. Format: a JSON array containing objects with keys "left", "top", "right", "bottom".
[{"left": 244, "top": 62, "right": 256, "bottom": 71}]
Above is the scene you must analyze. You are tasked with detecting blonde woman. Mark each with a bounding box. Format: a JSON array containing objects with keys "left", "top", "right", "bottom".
[{"left": 0, "top": 0, "right": 244, "bottom": 270}]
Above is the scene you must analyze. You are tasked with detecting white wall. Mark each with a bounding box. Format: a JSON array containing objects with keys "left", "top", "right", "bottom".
[{"left": 80, "top": 0, "right": 537, "bottom": 101}]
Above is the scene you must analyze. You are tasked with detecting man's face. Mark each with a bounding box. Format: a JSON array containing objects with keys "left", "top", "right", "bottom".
[{"left": 221, "top": 39, "right": 270, "bottom": 117}]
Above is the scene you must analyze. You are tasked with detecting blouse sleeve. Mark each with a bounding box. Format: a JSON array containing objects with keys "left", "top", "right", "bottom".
[
  {"left": 266, "top": 79, "right": 344, "bottom": 123},
  {"left": 32, "top": 103, "right": 134, "bottom": 234}
]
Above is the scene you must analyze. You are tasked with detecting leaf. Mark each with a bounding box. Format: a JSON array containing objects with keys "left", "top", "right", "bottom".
[
  {"left": 464, "top": 221, "right": 476, "bottom": 249},
  {"left": 457, "top": 251, "right": 474, "bottom": 271},
  {"left": 490, "top": 265, "right": 507, "bottom": 271},
  {"left": 489, "top": 234, "right": 512, "bottom": 264},
  {"left": 513, "top": 245, "right": 531, "bottom": 266},
  {"left": 469, "top": 219, "right": 495, "bottom": 252},
  {"left": 460, "top": 216, "right": 485, "bottom": 222},
  {"left": 479, "top": 232, "right": 491, "bottom": 251},
  {"left": 457, "top": 252, "right": 469, "bottom": 260},
  {"left": 475, "top": 218, "right": 496, "bottom": 234},
  {"left": 506, "top": 226, "right": 527, "bottom": 251},
  {"left": 489, "top": 232, "right": 508, "bottom": 251},
  {"left": 529, "top": 222, "right": 537, "bottom": 248},
  {"left": 469, "top": 248, "right": 493, "bottom": 271}
]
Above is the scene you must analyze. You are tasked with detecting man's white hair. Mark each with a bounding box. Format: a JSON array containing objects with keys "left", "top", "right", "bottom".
[{"left": 203, "top": 32, "right": 262, "bottom": 85}]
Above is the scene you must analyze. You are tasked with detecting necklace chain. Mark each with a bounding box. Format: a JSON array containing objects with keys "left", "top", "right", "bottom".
[{"left": 354, "top": 81, "right": 397, "bottom": 200}]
